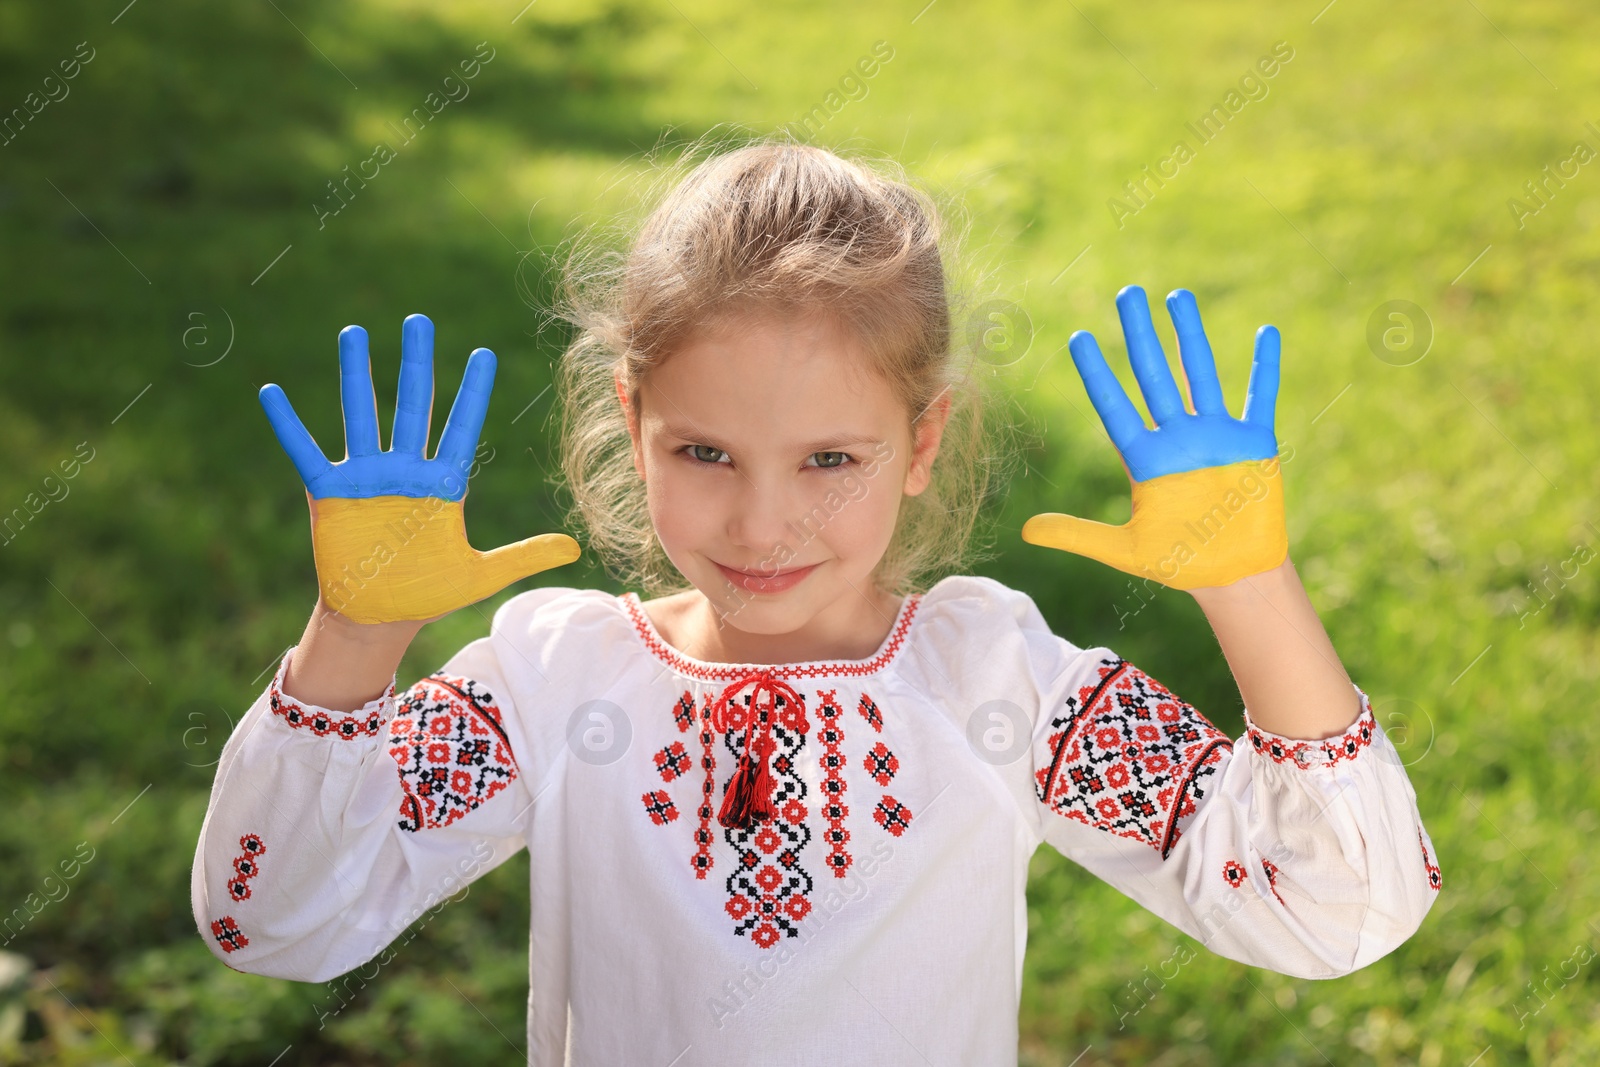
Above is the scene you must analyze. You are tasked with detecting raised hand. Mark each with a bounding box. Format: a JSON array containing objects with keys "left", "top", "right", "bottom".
[
  {"left": 1020, "top": 286, "right": 1288, "bottom": 590},
  {"left": 259, "top": 313, "right": 581, "bottom": 624}
]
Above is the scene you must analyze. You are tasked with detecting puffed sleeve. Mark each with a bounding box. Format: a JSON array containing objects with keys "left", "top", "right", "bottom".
[
  {"left": 1021, "top": 603, "right": 1442, "bottom": 980},
  {"left": 189, "top": 617, "right": 536, "bottom": 982}
]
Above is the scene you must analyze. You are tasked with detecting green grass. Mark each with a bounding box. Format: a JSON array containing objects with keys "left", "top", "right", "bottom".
[{"left": 1, "top": 0, "right": 1597, "bottom": 1062}]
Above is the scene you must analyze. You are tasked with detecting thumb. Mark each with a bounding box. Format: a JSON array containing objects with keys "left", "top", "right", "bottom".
[
  {"left": 1020, "top": 511, "right": 1138, "bottom": 571},
  {"left": 468, "top": 533, "right": 583, "bottom": 596}
]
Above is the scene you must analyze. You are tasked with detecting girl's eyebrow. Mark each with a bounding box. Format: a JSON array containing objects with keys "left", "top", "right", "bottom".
[{"left": 660, "top": 424, "right": 882, "bottom": 455}]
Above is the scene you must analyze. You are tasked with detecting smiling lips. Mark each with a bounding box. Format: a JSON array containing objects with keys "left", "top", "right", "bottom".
[{"left": 715, "top": 561, "right": 820, "bottom": 594}]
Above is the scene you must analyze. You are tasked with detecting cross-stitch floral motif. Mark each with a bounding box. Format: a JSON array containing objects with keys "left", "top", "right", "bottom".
[
  {"left": 673, "top": 692, "right": 697, "bottom": 733},
  {"left": 226, "top": 833, "right": 266, "bottom": 902},
  {"left": 654, "top": 740, "right": 692, "bottom": 782},
  {"left": 1222, "top": 859, "right": 1247, "bottom": 891},
  {"left": 873, "top": 795, "right": 913, "bottom": 837},
  {"left": 642, "top": 790, "right": 679, "bottom": 825},
  {"left": 644, "top": 673, "right": 920, "bottom": 945},
  {"left": 388, "top": 674, "right": 519, "bottom": 832},
  {"left": 719, "top": 676, "right": 814, "bottom": 949},
  {"left": 864, "top": 741, "right": 898, "bottom": 787},
  {"left": 1420, "top": 831, "right": 1442, "bottom": 891},
  {"left": 1246, "top": 692, "right": 1377, "bottom": 768},
  {"left": 691, "top": 694, "right": 718, "bottom": 879},
  {"left": 815, "top": 689, "right": 852, "bottom": 878},
  {"left": 211, "top": 915, "right": 249, "bottom": 953},
  {"left": 1036, "top": 657, "right": 1231, "bottom": 859},
  {"left": 269, "top": 661, "right": 392, "bottom": 741},
  {"left": 857, "top": 694, "right": 884, "bottom": 733}
]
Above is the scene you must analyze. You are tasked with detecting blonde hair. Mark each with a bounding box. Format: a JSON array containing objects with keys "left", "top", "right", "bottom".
[{"left": 545, "top": 129, "right": 1022, "bottom": 599}]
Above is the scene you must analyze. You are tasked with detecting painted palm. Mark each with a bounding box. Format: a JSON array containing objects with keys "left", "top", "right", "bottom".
[
  {"left": 1021, "top": 286, "right": 1288, "bottom": 590},
  {"left": 259, "top": 313, "right": 580, "bottom": 624}
]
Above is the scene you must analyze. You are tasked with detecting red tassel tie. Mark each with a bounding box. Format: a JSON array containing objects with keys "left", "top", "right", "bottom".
[{"left": 710, "top": 670, "right": 804, "bottom": 831}]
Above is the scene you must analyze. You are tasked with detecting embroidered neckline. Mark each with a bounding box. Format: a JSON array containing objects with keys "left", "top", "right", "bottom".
[{"left": 618, "top": 590, "right": 923, "bottom": 682}]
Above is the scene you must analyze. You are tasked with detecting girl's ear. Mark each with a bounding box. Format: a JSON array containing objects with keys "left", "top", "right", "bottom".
[
  {"left": 902, "top": 389, "right": 952, "bottom": 497},
  {"left": 615, "top": 370, "right": 647, "bottom": 483}
]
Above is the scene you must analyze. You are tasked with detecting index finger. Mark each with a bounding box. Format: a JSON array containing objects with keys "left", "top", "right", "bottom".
[
  {"left": 259, "top": 384, "right": 334, "bottom": 491},
  {"left": 1242, "top": 324, "right": 1280, "bottom": 434},
  {"left": 435, "top": 347, "right": 497, "bottom": 489}
]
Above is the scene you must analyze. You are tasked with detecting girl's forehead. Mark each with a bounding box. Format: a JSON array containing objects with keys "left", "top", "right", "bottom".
[
  {"left": 637, "top": 342, "right": 906, "bottom": 448},
  {"left": 650, "top": 312, "right": 885, "bottom": 393}
]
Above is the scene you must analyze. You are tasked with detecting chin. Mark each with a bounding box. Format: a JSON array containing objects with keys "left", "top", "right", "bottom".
[
  {"left": 707, "top": 581, "right": 805, "bottom": 618},
  {"left": 700, "top": 568, "right": 825, "bottom": 629}
]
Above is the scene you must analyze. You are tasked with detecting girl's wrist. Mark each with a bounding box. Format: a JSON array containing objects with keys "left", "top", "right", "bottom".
[
  {"left": 282, "top": 598, "right": 423, "bottom": 712},
  {"left": 309, "top": 596, "right": 428, "bottom": 644},
  {"left": 1185, "top": 553, "right": 1297, "bottom": 609}
]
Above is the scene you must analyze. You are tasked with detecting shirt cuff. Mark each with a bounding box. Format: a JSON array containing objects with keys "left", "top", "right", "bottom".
[
  {"left": 1242, "top": 685, "right": 1378, "bottom": 769},
  {"left": 266, "top": 645, "right": 397, "bottom": 741}
]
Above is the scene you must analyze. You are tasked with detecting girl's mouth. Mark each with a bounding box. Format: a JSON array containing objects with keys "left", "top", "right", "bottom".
[{"left": 714, "top": 561, "right": 820, "bottom": 595}]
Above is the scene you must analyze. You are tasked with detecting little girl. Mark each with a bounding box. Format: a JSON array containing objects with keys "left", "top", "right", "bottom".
[{"left": 192, "top": 140, "right": 1440, "bottom": 1064}]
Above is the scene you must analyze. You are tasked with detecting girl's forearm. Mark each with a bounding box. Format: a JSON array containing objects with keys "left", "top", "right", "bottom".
[
  {"left": 280, "top": 599, "right": 424, "bottom": 712},
  {"left": 1188, "top": 556, "right": 1362, "bottom": 740}
]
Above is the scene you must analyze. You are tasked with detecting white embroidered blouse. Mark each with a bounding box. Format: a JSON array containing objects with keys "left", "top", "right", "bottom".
[{"left": 190, "top": 574, "right": 1441, "bottom": 1066}]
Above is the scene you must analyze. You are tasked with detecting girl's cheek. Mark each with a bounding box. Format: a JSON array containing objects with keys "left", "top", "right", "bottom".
[{"left": 820, "top": 476, "right": 899, "bottom": 547}]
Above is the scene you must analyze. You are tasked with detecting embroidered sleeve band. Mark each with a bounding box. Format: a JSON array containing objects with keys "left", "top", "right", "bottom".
[
  {"left": 1035, "top": 656, "right": 1232, "bottom": 859},
  {"left": 1244, "top": 687, "right": 1378, "bottom": 768},
  {"left": 389, "top": 674, "right": 520, "bottom": 832},
  {"left": 267, "top": 648, "right": 395, "bottom": 741}
]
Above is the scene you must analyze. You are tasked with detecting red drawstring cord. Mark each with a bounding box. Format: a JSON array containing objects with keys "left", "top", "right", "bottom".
[{"left": 709, "top": 670, "right": 804, "bottom": 830}]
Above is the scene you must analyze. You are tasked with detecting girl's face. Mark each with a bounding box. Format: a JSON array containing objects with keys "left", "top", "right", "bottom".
[{"left": 618, "top": 306, "right": 950, "bottom": 645}]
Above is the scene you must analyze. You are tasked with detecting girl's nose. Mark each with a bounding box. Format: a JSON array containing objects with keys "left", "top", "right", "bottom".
[{"left": 724, "top": 477, "right": 815, "bottom": 555}]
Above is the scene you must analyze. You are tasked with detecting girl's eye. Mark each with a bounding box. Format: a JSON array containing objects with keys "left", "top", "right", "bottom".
[
  {"left": 686, "top": 444, "right": 728, "bottom": 465},
  {"left": 680, "top": 446, "right": 854, "bottom": 470}
]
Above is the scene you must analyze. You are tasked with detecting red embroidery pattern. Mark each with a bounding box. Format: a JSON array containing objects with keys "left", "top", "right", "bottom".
[
  {"left": 815, "top": 690, "right": 852, "bottom": 878},
  {"left": 642, "top": 790, "right": 679, "bottom": 825},
  {"left": 1036, "top": 657, "right": 1231, "bottom": 859},
  {"left": 211, "top": 915, "right": 249, "bottom": 953},
  {"left": 1247, "top": 691, "right": 1377, "bottom": 767},
  {"left": 226, "top": 833, "right": 266, "bottom": 903},
  {"left": 692, "top": 694, "right": 718, "bottom": 879},
  {"left": 388, "top": 675, "right": 519, "bottom": 832},
  {"left": 673, "top": 692, "right": 697, "bottom": 733},
  {"left": 1420, "top": 831, "right": 1442, "bottom": 891},
  {"left": 645, "top": 675, "right": 912, "bottom": 944},
  {"left": 857, "top": 694, "right": 884, "bottom": 733},
  {"left": 654, "top": 741, "right": 691, "bottom": 782},
  {"left": 873, "top": 795, "right": 913, "bottom": 837},
  {"left": 1222, "top": 860, "right": 1247, "bottom": 891},
  {"left": 269, "top": 659, "right": 392, "bottom": 740},
  {"left": 719, "top": 677, "right": 813, "bottom": 948},
  {"left": 864, "top": 741, "right": 898, "bottom": 787},
  {"left": 1261, "top": 858, "right": 1285, "bottom": 905},
  {"left": 622, "top": 592, "right": 922, "bottom": 682}
]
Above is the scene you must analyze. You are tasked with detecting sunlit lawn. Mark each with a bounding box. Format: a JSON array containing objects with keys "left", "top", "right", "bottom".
[{"left": 1, "top": 0, "right": 1597, "bottom": 1062}]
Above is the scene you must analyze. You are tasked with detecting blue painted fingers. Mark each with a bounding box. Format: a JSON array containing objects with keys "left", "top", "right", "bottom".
[
  {"left": 1067, "top": 285, "right": 1279, "bottom": 481},
  {"left": 258, "top": 314, "right": 497, "bottom": 500}
]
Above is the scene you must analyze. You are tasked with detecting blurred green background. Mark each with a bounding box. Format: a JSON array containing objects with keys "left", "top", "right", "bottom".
[{"left": 2, "top": 0, "right": 1597, "bottom": 1063}]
